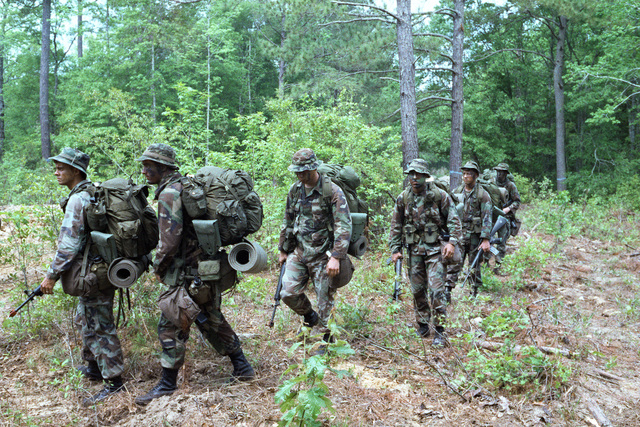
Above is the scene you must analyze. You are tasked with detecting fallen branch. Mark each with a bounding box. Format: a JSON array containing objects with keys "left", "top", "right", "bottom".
[
  {"left": 592, "top": 368, "right": 623, "bottom": 382},
  {"left": 629, "top": 252, "right": 640, "bottom": 258},
  {"left": 582, "top": 393, "right": 613, "bottom": 427},
  {"left": 474, "top": 340, "right": 573, "bottom": 358}
]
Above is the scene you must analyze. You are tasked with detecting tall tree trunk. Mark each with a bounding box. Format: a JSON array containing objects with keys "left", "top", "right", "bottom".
[
  {"left": 40, "top": 0, "right": 51, "bottom": 160},
  {"left": 449, "top": 0, "right": 465, "bottom": 189},
  {"left": 78, "top": 0, "right": 83, "bottom": 58},
  {"left": 278, "top": 13, "right": 286, "bottom": 96},
  {"left": 554, "top": 16, "right": 567, "bottom": 191},
  {"left": 396, "top": 0, "right": 418, "bottom": 169},
  {"left": 0, "top": 48, "right": 4, "bottom": 161}
]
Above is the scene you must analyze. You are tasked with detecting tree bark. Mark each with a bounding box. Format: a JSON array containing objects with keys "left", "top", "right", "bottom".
[
  {"left": 449, "top": 0, "right": 465, "bottom": 189},
  {"left": 554, "top": 15, "right": 567, "bottom": 191},
  {"left": 0, "top": 44, "right": 4, "bottom": 161},
  {"left": 77, "top": 0, "right": 83, "bottom": 58},
  {"left": 40, "top": 0, "right": 52, "bottom": 160},
  {"left": 396, "top": 0, "right": 418, "bottom": 170}
]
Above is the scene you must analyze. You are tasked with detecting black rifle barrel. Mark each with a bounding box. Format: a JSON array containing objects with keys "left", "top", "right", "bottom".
[
  {"left": 9, "top": 285, "right": 43, "bottom": 317},
  {"left": 267, "top": 262, "right": 287, "bottom": 328}
]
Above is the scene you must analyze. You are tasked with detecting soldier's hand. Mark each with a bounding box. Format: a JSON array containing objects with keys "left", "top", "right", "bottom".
[
  {"left": 278, "top": 252, "right": 288, "bottom": 266},
  {"left": 391, "top": 252, "right": 403, "bottom": 263},
  {"left": 326, "top": 256, "right": 340, "bottom": 277},
  {"left": 442, "top": 243, "right": 455, "bottom": 259},
  {"left": 40, "top": 277, "right": 56, "bottom": 295},
  {"left": 480, "top": 238, "right": 491, "bottom": 252},
  {"left": 503, "top": 207, "right": 511, "bottom": 215}
]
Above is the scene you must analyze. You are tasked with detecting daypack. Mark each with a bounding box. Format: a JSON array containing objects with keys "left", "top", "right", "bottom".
[
  {"left": 477, "top": 178, "right": 506, "bottom": 209},
  {"left": 85, "top": 178, "right": 159, "bottom": 260},
  {"left": 180, "top": 166, "right": 263, "bottom": 246}
]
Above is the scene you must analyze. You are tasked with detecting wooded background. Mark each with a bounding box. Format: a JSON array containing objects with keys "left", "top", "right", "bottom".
[{"left": 0, "top": 0, "right": 637, "bottom": 205}]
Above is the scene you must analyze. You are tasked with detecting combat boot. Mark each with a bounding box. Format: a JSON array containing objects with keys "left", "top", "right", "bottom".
[
  {"left": 228, "top": 349, "right": 255, "bottom": 382},
  {"left": 77, "top": 360, "right": 103, "bottom": 382},
  {"left": 82, "top": 376, "right": 124, "bottom": 407},
  {"left": 312, "top": 332, "right": 335, "bottom": 356},
  {"left": 432, "top": 326, "right": 447, "bottom": 348},
  {"left": 444, "top": 286, "right": 453, "bottom": 304},
  {"left": 416, "top": 322, "right": 430, "bottom": 338},
  {"left": 135, "top": 368, "right": 179, "bottom": 406},
  {"left": 303, "top": 310, "right": 319, "bottom": 328}
]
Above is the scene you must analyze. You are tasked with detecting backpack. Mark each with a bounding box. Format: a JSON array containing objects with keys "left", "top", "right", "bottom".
[
  {"left": 180, "top": 166, "right": 263, "bottom": 246},
  {"left": 85, "top": 178, "right": 159, "bottom": 260},
  {"left": 477, "top": 178, "right": 506, "bottom": 209},
  {"left": 317, "top": 163, "right": 368, "bottom": 215}
]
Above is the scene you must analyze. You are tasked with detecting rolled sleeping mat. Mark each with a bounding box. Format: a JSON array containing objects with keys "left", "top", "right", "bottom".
[
  {"left": 228, "top": 240, "right": 268, "bottom": 274},
  {"left": 348, "top": 235, "right": 367, "bottom": 258},
  {"left": 108, "top": 257, "right": 148, "bottom": 288}
]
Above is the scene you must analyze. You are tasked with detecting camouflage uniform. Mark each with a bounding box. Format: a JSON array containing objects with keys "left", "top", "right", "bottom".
[
  {"left": 389, "top": 159, "right": 461, "bottom": 330},
  {"left": 493, "top": 163, "right": 521, "bottom": 264},
  {"left": 46, "top": 148, "right": 124, "bottom": 381},
  {"left": 448, "top": 161, "right": 493, "bottom": 293},
  {"left": 278, "top": 149, "right": 352, "bottom": 334},
  {"left": 153, "top": 170, "right": 241, "bottom": 369}
]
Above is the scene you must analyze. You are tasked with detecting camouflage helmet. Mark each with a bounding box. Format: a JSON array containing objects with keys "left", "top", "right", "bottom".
[
  {"left": 136, "top": 143, "right": 178, "bottom": 168},
  {"left": 461, "top": 160, "right": 480, "bottom": 174},
  {"left": 493, "top": 162, "right": 510, "bottom": 172},
  {"left": 49, "top": 147, "right": 90, "bottom": 175},
  {"left": 404, "top": 158, "right": 431, "bottom": 177},
  {"left": 288, "top": 148, "right": 319, "bottom": 172}
]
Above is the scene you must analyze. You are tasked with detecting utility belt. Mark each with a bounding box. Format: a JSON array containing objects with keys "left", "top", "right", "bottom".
[{"left": 403, "top": 223, "right": 441, "bottom": 245}]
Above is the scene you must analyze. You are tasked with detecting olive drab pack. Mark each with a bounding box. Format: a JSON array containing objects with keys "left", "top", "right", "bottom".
[
  {"left": 179, "top": 166, "right": 263, "bottom": 246},
  {"left": 85, "top": 178, "right": 159, "bottom": 260}
]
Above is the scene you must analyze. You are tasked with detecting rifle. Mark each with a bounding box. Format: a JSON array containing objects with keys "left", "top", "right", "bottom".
[
  {"left": 461, "top": 216, "right": 508, "bottom": 288},
  {"left": 9, "top": 285, "right": 43, "bottom": 317},
  {"left": 267, "top": 261, "right": 287, "bottom": 328},
  {"left": 392, "top": 258, "right": 403, "bottom": 301}
]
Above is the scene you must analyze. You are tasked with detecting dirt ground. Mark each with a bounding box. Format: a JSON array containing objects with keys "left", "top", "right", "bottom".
[{"left": 1, "top": 206, "right": 639, "bottom": 427}]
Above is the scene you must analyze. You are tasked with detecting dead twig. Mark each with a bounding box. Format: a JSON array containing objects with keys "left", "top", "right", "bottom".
[{"left": 582, "top": 393, "right": 613, "bottom": 427}]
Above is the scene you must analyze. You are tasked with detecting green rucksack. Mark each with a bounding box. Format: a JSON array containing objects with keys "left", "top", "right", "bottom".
[
  {"left": 85, "top": 178, "right": 159, "bottom": 260},
  {"left": 180, "top": 166, "right": 264, "bottom": 247},
  {"left": 317, "top": 163, "right": 368, "bottom": 215}
]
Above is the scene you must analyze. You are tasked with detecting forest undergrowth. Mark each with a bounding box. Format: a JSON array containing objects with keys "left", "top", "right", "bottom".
[{"left": 1, "top": 192, "right": 640, "bottom": 426}]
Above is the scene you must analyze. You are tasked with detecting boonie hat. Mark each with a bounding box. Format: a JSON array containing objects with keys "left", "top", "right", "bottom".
[
  {"left": 404, "top": 158, "right": 431, "bottom": 177},
  {"left": 136, "top": 143, "right": 178, "bottom": 168},
  {"left": 49, "top": 147, "right": 90, "bottom": 175},
  {"left": 461, "top": 160, "right": 480, "bottom": 174},
  {"left": 288, "top": 148, "right": 319, "bottom": 172},
  {"left": 493, "top": 162, "right": 509, "bottom": 172}
]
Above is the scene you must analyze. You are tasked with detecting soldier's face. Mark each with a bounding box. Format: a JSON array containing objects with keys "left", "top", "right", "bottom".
[
  {"left": 141, "top": 160, "right": 163, "bottom": 185},
  {"left": 53, "top": 161, "right": 80, "bottom": 189},
  {"left": 408, "top": 171, "right": 427, "bottom": 192},
  {"left": 462, "top": 170, "right": 477, "bottom": 186},
  {"left": 295, "top": 169, "right": 319, "bottom": 187},
  {"left": 497, "top": 170, "right": 508, "bottom": 181}
]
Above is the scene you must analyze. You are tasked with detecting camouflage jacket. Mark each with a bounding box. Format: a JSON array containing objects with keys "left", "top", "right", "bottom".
[
  {"left": 46, "top": 180, "right": 93, "bottom": 281},
  {"left": 389, "top": 184, "right": 462, "bottom": 256},
  {"left": 278, "top": 174, "right": 352, "bottom": 260},
  {"left": 496, "top": 178, "right": 521, "bottom": 214},
  {"left": 455, "top": 182, "right": 493, "bottom": 241},
  {"left": 153, "top": 171, "right": 200, "bottom": 283}
]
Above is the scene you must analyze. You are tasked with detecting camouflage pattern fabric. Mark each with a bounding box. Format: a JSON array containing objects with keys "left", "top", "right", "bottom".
[
  {"left": 77, "top": 288, "right": 124, "bottom": 379},
  {"left": 136, "top": 143, "right": 178, "bottom": 168},
  {"left": 49, "top": 147, "right": 90, "bottom": 175},
  {"left": 288, "top": 148, "right": 319, "bottom": 172},
  {"left": 47, "top": 180, "right": 125, "bottom": 380},
  {"left": 495, "top": 177, "right": 521, "bottom": 263},
  {"left": 448, "top": 183, "right": 492, "bottom": 291},
  {"left": 158, "top": 286, "right": 241, "bottom": 369},
  {"left": 389, "top": 184, "right": 462, "bottom": 325},
  {"left": 409, "top": 253, "right": 446, "bottom": 326},
  {"left": 152, "top": 171, "right": 242, "bottom": 369},
  {"left": 278, "top": 175, "right": 352, "bottom": 260},
  {"left": 280, "top": 250, "right": 338, "bottom": 333},
  {"left": 278, "top": 174, "right": 352, "bottom": 333},
  {"left": 46, "top": 180, "right": 93, "bottom": 281}
]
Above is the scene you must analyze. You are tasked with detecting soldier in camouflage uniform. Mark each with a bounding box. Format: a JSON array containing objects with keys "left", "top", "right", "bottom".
[
  {"left": 278, "top": 148, "right": 352, "bottom": 346},
  {"left": 389, "top": 159, "right": 462, "bottom": 347},
  {"left": 492, "top": 163, "right": 521, "bottom": 266},
  {"left": 40, "top": 148, "right": 125, "bottom": 406},
  {"left": 447, "top": 161, "right": 493, "bottom": 297},
  {"left": 135, "top": 143, "right": 254, "bottom": 406}
]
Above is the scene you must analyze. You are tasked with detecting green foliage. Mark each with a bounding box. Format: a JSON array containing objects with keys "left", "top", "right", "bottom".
[
  {"left": 482, "top": 306, "right": 529, "bottom": 339},
  {"left": 502, "top": 237, "right": 553, "bottom": 289},
  {"left": 276, "top": 322, "right": 354, "bottom": 426}
]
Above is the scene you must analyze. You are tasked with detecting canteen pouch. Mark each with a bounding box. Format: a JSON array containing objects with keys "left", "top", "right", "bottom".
[
  {"left": 158, "top": 285, "right": 201, "bottom": 332},
  {"left": 403, "top": 223, "right": 417, "bottom": 244},
  {"left": 61, "top": 256, "right": 111, "bottom": 297}
]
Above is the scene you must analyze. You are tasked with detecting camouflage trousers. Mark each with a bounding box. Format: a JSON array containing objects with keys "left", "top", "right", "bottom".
[
  {"left": 494, "top": 217, "right": 512, "bottom": 264},
  {"left": 408, "top": 252, "right": 447, "bottom": 327},
  {"left": 280, "top": 249, "right": 337, "bottom": 334},
  {"left": 76, "top": 287, "right": 124, "bottom": 379},
  {"left": 447, "top": 234, "right": 483, "bottom": 291},
  {"left": 157, "top": 284, "right": 241, "bottom": 370}
]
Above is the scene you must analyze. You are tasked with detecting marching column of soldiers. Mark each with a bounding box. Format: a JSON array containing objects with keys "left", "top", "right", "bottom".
[{"left": 35, "top": 146, "right": 520, "bottom": 406}]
